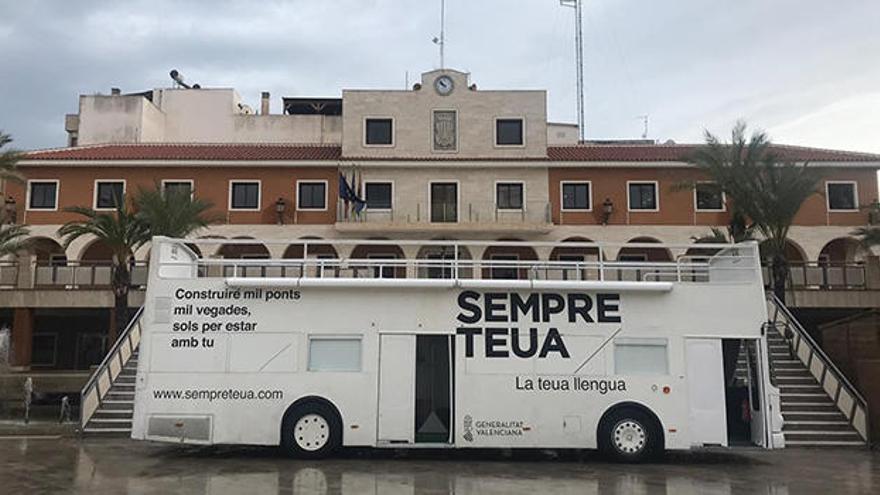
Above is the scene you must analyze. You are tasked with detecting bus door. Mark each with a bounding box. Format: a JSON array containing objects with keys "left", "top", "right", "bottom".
[
  {"left": 377, "top": 334, "right": 454, "bottom": 445},
  {"left": 685, "top": 338, "right": 727, "bottom": 446}
]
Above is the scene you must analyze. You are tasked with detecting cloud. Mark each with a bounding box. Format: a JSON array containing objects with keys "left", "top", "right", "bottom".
[{"left": 1, "top": 0, "right": 879, "bottom": 153}]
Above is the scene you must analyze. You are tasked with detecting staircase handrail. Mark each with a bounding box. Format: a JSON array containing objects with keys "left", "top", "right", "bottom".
[
  {"left": 767, "top": 293, "right": 870, "bottom": 443},
  {"left": 79, "top": 306, "right": 144, "bottom": 430}
]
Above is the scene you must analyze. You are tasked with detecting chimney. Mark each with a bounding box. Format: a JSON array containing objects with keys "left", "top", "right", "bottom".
[
  {"left": 110, "top": 87, "right": 121, "bottom": 95},
  {"left": 261, "top": 92, "right": 270, "bottom": 115}
]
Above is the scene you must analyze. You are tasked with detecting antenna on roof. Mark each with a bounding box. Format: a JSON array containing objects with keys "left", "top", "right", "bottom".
[
  {"left": 431, "top": 0, "right": 446, "bottom": 68},
  {"left": 638, "top": 115, "right": 649, "bottom": 139},
  {"left": 559, "top": 0, "right": 585, "bottom": 142}
]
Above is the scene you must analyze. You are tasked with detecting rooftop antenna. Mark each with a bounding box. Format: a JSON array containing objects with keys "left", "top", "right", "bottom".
[
  {"left": 432, "top": 0, "right": 446, "bottom": 68},
  {"left": 559, "top": 0, "right": 585, "bottom": 142},
  {"left": 638, "top": 115, "right": 649, "bottom": 139}
]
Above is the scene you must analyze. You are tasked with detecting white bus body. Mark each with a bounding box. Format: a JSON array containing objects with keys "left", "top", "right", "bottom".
[{"left": 131, "top": 238, "right": 781, "bottom": 461}]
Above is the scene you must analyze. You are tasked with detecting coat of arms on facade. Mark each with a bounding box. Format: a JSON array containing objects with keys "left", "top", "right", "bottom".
[{"left": 433, "top": 110, "right": 457, "bottom": 151}]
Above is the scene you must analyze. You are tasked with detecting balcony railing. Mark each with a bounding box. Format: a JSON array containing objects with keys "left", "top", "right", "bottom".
[
  {"left": 337, "top": 201, "right": 552, "bottom": 226},
  {"left": 762, "top": 261, "right": 867, "bottom": 290},
  {"left": 33, "top": 261, "right": 149, "bottom": 289},
  {"left": 0, "top": 261, "right": 19, "bottom": 289}
]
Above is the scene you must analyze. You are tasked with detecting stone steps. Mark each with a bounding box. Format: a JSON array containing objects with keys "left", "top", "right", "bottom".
[
  {"left": 82, "top": 350, "right": 138, "bottom": 436},
  {"left": 764, "top": 326, "right": 866, "bottom": 448}
]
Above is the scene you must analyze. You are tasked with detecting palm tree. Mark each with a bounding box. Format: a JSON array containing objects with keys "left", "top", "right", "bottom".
[
  {"left": 852, "top": 226, "right": 880, "bottom": 248},
  {"left": 692, "top": 210, "right": 756, "bottom": 244},
  {"left": 58, "top": 185, "right": 217, "bottom": 335},
  {"left": 58, "top": 201, "right": 149, "bottom": 336},
  {"left": 133, "top": 183, "right": 217, "bottom": 238},
  {"left": 0, "top": 224, "right": 30, "bottom": 257},
  {"left": 688, "top": 121, "right": 820, "bottom": 302},
  {"left": 0, "top": 131, "right": 24, "bottom": 183}
]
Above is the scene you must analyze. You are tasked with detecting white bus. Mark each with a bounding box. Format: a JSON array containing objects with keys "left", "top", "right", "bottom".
[{"left": 128, "top": 237, "right": 782, "bottom": 462}]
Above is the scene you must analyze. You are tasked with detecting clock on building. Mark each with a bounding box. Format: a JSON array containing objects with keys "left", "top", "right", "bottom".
[{"left": 434, "top": 75, "right": 454, "bottom": 95}]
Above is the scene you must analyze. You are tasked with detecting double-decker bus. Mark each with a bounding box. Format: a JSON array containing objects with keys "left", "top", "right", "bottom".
[{"left": 127, "top": 237, "right": 781, "bottom": 462}]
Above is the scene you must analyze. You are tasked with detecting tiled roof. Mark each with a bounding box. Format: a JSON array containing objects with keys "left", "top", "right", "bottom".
[
  {"left": 22, "top": 143, "right": 342, "bottom": 161},
  {"left": 547, "top": 144, "right": 880, "bottom": 163},
  {"left": 21, "top": 142, "right": 880, "bottom": 163}
]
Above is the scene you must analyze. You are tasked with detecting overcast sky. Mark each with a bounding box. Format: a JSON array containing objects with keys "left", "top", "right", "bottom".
[{"left": 1, "top": 0, "right": 879, "bottom": 152}]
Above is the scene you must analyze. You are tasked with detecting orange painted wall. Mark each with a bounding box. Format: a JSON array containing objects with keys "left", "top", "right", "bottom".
[
  {"left": 6, "top": 164, "right": 875, "bottom": 228},
  {"left": 8, "top": 166, "right": 339, "bottom": 225},
  {"left": 549, "top": 167, "right": 877, "bottom": 226}
]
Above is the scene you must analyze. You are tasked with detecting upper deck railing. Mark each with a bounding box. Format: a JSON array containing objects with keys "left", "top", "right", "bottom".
[{"left": 155, "top": 238, "right": 762, "bottom": 288}]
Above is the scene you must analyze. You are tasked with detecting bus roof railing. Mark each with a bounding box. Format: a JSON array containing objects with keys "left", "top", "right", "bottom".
[{"left": 152, "top": 238, "right": 761, "bottom": 286}]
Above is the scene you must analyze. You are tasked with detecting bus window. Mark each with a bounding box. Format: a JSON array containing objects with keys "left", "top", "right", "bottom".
[
  {"left": 614, "top": 338, "right": 668, "bottom": 375},
  {"left": 308, "top": 337, "right": 362, "bottom": 372}
]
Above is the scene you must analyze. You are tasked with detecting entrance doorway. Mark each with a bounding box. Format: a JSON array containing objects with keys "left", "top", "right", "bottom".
[
  {"left": 722, "top": 338, "right": 752, "bottom": 445},
  {"left": 376, "top": 334, "right": 454, "bottom": 445},
  {"left": 415, "top": 335, "right": 453, "bottom": 443}
]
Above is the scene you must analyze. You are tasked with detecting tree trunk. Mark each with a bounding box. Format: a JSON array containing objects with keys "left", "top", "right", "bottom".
[
  {"left": 112, "top": 262, "right": 131, "bottom": 338},
  {"left": 771, "top": 253, "right": 788, "bottom": 305}
]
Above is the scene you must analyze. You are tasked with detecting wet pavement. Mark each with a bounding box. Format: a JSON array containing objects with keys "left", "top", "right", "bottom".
[{"left": 0, "top": 438, "right": 878, "bottom": 494}]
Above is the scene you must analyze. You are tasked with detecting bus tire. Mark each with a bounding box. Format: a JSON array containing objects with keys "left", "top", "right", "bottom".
[
  {"left": 281, "top": 401, "right": 342, "bottom": 459},
  {"left": 597, "top": 407, "right": 662, "bottom": 463}
]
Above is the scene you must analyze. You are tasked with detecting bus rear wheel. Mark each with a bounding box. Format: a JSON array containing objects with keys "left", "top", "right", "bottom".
[
  {"left": 598, "top": 408, "right": 662, "bottom": 463},
  {"left": 281, "top": 402, "right": 341, "bottom": 458}
]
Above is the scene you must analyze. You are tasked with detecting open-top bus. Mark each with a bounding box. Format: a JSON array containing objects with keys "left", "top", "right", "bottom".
[{"left": 128, "top": 237, "right": 782, "bottom": 461}]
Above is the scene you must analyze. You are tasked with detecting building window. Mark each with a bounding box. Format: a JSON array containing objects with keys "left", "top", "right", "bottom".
[
  {"left": 27, "top": 180, "right": 58, "bottom": 210},
  {"left": 827, "top": 182, "right": 858, "bottom": 211},
  {"left": 614, "top": 338, "right": 668, "bottom": 375},
  {"left": 297, "top": 181, "right": 327, "bottom": 210},
  {"left": 365, "top": 182, "right": 392, "bottom": 210},
  {"left": 308, "top": 337, "right": 362, "bottom": 372},
  {"left": 94, "top": 181, "right": 125, "bottom": 210},
  {"left": 229, "top": 181, "right": 261, "bottom": 210},
  {"left": 430, "top": 182, "right": 458, "bottom": 223},
  {"left": 365, "top": 118, "right": 393, "bottom": 146},
  {"left": 162, "top": 180, "right": 193, "bottom": 198},
  {"left": 496, "top": 118, "right": 524, "bottom": 146},
  {"left": 496, "top": 182, "right": 524, "bottom": 210},
  {"left": 561, "top": 182, "right": 591, "bottom": 210},
  {"left": 695, "top": 183, "right": 724, "bottom": 211},
  {"left": 628, "top": 182, "right": 658, "bottom": 211}
]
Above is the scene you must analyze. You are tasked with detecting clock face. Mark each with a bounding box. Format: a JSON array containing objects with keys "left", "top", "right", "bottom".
[{"left": 434, "top": 75, "right": 454, "bottom": 95}]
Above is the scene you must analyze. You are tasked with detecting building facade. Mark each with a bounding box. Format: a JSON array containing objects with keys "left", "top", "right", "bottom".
[{"left": 2, "top": 68, "right": 879, "bottom": 371}]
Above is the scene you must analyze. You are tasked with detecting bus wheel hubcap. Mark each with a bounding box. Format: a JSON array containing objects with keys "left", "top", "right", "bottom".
[
  {"left": 613, "top": 420, "right": 646, "bottom": 454},
  {"left": 294, "top": 414, "right": 329, "bottom": 451}
]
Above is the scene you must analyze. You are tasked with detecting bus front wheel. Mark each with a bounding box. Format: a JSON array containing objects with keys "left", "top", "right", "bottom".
[
  {"left": 281, "top": 402, "right": 342, "bottom": 458},
  {"left": 598, "top": 407, "right": 662, "bottom": 463}
]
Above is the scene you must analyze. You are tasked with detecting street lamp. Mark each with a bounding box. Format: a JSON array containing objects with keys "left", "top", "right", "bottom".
[
  {"left": 275, "top": 198, "right": 286, "bottom": 225},
  {"left": 601, "top": 198, "right": 614, "bottom": 225},
  {"left": 4, "top": 196, "right": 16, "bottom": 224}
]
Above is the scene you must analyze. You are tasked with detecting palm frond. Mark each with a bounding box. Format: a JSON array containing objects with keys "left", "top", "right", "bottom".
[
  {"left": 852, "top": 226, "right": 880, "bottom": 248},
  {"left": 58, "top": 201, "right": 149, "bottom": 263},
  {"left": 0, "top": 224, "right": 30, "bottom": 256},
  {"left": 0, "top": 131, "right": 24, "bottom": 183},
  {"left": 686, "top": 121, "right": 819, "bottom": 260},
  {"left": 133, "top": 182, "right": 219, "bottom": 238}
]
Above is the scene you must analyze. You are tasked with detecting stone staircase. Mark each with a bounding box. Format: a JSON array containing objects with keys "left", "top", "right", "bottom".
[
  {"left": 766, "top": 331, "right": 865, "bottom": 447},
  {"left": 81, "top": 350, "right": 137, "bottom": 435}
]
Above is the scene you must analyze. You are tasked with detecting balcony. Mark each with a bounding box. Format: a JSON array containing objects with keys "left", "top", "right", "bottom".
[
  {"left": 763, "top": 261, "right": 880, "bottom": 308},
  {"left": 0, "top": 260, "right": 148, "bottom": 308},
  {"left": 335, "top": 201, "right": 553, "bottom": 235}
]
